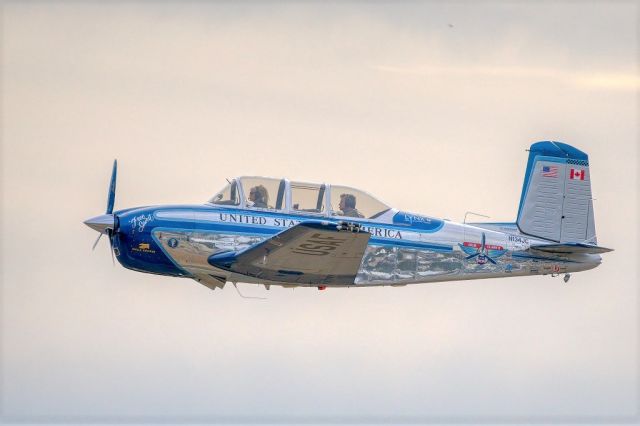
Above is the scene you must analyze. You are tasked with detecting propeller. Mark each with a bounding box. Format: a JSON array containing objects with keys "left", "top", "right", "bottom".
[{"left": 85, "top": 160, "right": 119, "bottom": 264}]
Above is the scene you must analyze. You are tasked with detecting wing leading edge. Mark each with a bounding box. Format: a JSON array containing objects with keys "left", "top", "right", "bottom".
[{"left": 208, "top": 221, "right": 370, "bottom": 285}]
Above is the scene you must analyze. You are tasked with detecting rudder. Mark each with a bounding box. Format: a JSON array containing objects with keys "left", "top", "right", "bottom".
[{"left": 517, "top": 141, "right": 597, "bottom": 243}]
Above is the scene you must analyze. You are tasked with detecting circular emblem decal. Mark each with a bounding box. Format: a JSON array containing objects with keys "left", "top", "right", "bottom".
[{"left": 167, "top": 238, "right": 179, "bottom": 248}]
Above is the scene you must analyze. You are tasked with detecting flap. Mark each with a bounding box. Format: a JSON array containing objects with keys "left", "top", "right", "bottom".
[
  {"left": 192, "top": 274, "right": 227, "bottom": 291},
  {"left": 208, "top": 221, "right": 370, "bottom": 285}
]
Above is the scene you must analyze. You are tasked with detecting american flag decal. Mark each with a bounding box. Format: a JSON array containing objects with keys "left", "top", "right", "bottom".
[{"left": 541, "top": 165, "right": 558, "bottom": 178}]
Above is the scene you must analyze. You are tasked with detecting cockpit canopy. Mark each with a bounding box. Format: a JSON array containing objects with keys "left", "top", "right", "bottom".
[{"left": 208, "top": 176, "right": 391, "bottom": 219}]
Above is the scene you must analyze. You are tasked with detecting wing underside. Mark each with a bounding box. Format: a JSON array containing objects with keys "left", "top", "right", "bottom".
[{"left": 207, "top": 221, "right": 371, "bottom": 285}]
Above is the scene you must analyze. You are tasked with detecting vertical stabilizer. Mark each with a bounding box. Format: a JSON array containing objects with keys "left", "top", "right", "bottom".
[{"left": 517, "top": 141, "right": 596, "bottom": 243}]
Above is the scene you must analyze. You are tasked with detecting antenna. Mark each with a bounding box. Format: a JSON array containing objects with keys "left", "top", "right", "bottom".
[
  {"left": 233, "top": 282, "right": 266, "bottom": 300},
  {"left": 464, "top": 211, "right": 490, "bottom": 224}
]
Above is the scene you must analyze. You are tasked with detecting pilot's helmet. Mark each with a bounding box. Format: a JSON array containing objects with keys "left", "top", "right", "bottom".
[
  {"left": 340, "top": 193, "right": 356, "bottom": 209},
  {"left": 252, "top": 185, "right": 269, "bottom": 204}
]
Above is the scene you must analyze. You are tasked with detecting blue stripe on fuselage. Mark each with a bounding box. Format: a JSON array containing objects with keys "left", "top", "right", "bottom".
[{"left": 153, "top": 206, "right": 442, "bottom": 235}]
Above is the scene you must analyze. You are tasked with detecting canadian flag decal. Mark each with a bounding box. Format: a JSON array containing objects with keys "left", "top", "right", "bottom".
[{"left": 570, "top": 168, "right": 585, "bottom": 180}]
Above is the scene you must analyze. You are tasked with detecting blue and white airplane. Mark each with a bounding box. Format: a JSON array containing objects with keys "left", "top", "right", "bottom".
[{"left": 85, "top": 141, "right": 612, "bottom": 291}]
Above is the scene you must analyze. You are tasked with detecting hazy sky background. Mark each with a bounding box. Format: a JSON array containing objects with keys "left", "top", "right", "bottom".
[{"left": 2, "top": 2, "right": 638, "bottom": 423}]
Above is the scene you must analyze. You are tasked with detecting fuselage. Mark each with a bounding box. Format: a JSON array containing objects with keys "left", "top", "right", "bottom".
[{"left": 110, "top": 204, "right": 601, "bottom": 288}]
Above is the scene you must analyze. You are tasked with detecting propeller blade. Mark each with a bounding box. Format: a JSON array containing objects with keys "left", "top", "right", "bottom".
[
  {"left": 106, "top": 159, "right": 117, "bottom": 214},
  {"left": 92, "top": 233, "right": 103, "bottom": 251},
  {"left": 487, "top": 257, "right": 497, "bottom": 265},
  {"left": 465, "top": 253, "right": 479, "bottom": 260}
]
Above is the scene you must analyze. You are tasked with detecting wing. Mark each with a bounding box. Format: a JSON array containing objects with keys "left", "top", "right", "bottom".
[
  {"left": 208, "top": 221, "right": 370, "bottom": 285},
  {"left": 529, "top": 242, "right": 613, "bottom": 255}
]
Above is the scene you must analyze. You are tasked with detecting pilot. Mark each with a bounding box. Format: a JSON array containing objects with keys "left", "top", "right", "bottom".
[
  {"left": 249, "top": 185, "right": 269, "bottom": 208},
  {"left": 339, "top": 193, "right": 364, "bottom": 218}
]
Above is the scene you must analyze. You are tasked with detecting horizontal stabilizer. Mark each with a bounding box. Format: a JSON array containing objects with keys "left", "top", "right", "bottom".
[
  {"left": 208, "top": 220, "right": 370, "bottom": 285},
  {"left": 529, "top": 242, "right": 613, "bottom": 255}
]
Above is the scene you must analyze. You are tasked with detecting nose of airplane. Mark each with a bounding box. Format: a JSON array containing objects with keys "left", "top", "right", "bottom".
[{"left": 84, "top": 213, "right": 116, "bottom": 234}]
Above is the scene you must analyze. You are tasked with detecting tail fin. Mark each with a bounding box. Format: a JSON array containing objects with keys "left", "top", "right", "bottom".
[{"left": 517, "top": 141, "right": 597, "bottom": 243}]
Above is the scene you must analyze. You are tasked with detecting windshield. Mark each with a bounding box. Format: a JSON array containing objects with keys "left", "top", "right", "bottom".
[{"left": 209, "top": 181, "right": 240, "bottom": 206}]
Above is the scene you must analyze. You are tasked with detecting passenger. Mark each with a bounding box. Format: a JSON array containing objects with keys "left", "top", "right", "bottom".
[
  {"left": 339, "top": 193, "right": 364, "bottom": 218},
  {"left": 249, "top": 185, "right": 269, "bottom": 208}
]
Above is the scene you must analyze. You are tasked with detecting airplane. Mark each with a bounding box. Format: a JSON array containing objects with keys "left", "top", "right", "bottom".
[{"left": 84, "top": 141, "right": 612, "bottom": 292}]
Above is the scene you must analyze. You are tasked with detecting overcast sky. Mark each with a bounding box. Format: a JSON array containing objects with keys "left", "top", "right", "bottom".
[{"left": 1, "top": 2, "right": 638, "bottom": 424}]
